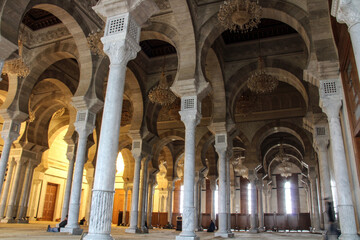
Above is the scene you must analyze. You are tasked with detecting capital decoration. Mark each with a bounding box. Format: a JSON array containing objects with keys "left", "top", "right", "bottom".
[{"left": 3, "top": 58, "right": 30, "bottom": 78}]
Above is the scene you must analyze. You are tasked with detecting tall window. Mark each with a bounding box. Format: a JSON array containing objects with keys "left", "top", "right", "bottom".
[
  {"left": 285, "top": 181, "right": 292, "bottom": 214},
  {"left": 248, "top": 183, "right": 252, "bottom": 214},
  {"left": 180, "top": 185, "right": 184, "bottom": 213}
]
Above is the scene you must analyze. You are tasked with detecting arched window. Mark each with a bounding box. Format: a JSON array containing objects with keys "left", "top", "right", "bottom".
[{"left": 285, "top": 181, "right": 292, "bottom": 214}]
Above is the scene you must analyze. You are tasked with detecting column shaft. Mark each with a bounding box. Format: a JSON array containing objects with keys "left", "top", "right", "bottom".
[
  {"left": 258, "top": 182, "right": 264, "bottom": 231},
  {"left": 249, "top": 172, "right": 258, "bottom": 233},
  {"left": 140, "top": 160, "right": 149, "bottom": 232},
  {"left": 61, "top": 156, "right": 75, "bottom": 221},
  {"left": 309, "top": 176, "right": 321, "bottom": 231},
  {"left": 0, "top": 159, "right": 15, "bottom": 218},
  {"left": 0, "top": 138, "right": 16, "bottom": 193},
  {"left": 17, "top": 161, "right": 35, "bottom": 221},
  {"left": 147, "top": 182, "right": 155, "bottom": 228},
  {"left": 215, "top": 149, "right": 228, "bottom": 236},
  {"left": 64, "top": 134, "right": 89, "bottom": 234},
  {"left": 122, "top": 187, "right": 128, "bottom": 225},
  {"left": 167, "top": 182, "right": 174, "bottom": 224}
]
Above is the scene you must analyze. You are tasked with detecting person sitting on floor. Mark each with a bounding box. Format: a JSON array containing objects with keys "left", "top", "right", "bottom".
[
  {"left": 207, "top": 220, "right": 215, "bottom": 232},
  {"left": 79, "top": 217, "right": 86, "bottom": 225},
  {"left": 47, "top": 215, "right": 67, "bottom": 232}
]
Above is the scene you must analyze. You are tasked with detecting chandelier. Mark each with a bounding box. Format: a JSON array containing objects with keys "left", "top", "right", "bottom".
[
  {"left": 274, "top": 143, "right": 292, "bottom": 178},
  {"left": 247, "top": 56, "right": 279, "bottom": 94},
  {"left": 218, "top": 0, "right": 262, "bottom": 32},
  {"left": 87, "top": 29, "right": 105, "bottom": 56},
  {"left": 2, "top": 36, "right": 30, "bottom": 78},
  {"left": 148, "top": 57, "right": 176, "bottom": 106}
]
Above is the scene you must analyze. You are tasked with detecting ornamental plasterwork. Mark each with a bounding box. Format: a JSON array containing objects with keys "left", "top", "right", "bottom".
[
  {"left": 154, "top": 0, "right": 171, "bottom": 11},
  {"left": 22, "top": 25, "right": 71, "bottom": 48}
]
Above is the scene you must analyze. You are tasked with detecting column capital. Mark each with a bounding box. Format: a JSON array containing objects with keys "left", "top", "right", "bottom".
[
  {"left": 179, "top": 109, "right": 201, "bottom": 128},
  {"left": 73, "top": 109, "right": 96, "bottom": 137},
  {"left": 319, "top": 79, "right": 343, "bottom": 119},
  {"left": 332, "top": 0, "right": 360, "bottom": 29},
  {"left": 248, "top": 170, "right": 257, "bottom": 183},
  {"left": 308, "top": 166, "right": 318, "bottom": 181}
]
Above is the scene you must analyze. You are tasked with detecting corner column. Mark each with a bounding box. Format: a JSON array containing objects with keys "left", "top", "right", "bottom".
[
  {"left": 319, "top": 79, "right": 359, "bottom": 240},
  {"left": 61, "top": 143, "right": 76, "bottom": 221}
]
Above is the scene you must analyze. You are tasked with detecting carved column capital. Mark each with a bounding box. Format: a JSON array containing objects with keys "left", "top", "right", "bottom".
[{"left": 332, "top": 0, "right": 360, "bottom": 29}]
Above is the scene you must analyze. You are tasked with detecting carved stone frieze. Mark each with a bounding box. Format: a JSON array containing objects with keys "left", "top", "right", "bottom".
[
  {"left": 22, "top": 25, "right": 71, "bottom": 48},
  {"left": 154, "top": 0, "right": 171, "bottom": 11}
]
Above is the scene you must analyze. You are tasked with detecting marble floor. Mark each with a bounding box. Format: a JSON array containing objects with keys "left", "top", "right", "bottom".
[{"left": 0, "top": 222, "right": 324, "bottom": 240}]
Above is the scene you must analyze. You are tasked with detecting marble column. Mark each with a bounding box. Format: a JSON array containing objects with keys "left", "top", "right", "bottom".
[
  {"left": 209, "top": 176, "right": 217, "bottom": 221},
  {"left": 176, "top": 102, "right": 201, "bottom": 240},
  {"left": 63, "top": 112, "right": 95, "bottom": 235},
  {"left": 0, "top": 158, "right": 15, "bottom": 219},
  {"left": 139, "top": 156, "right": 150, "bottom": 233},
  {"left": 225, "top": 153, "right": 233, "bottom": 236},
  {"left": 61, "top": 144, "right": 76, "bottom": 221},
  {"left": 234, "top": 176, "right": 241, "bottom": 214},
  {"left": 320, "top": 84, "right": 359, "bottom": 240},
  {"left": 215, "top": 144, "right": 230, "bottom": 238},
  {"left": 313, "top": 129, "right": 333, "bottom": 231},
  {"left": 0, "top": 120, "right": 21, "bottom": 194},
  {"left": 167, "top": 180, "right": 174, "bottom": 225},
  {"left": 194, "top": 173, "right": 202, "bottom": 231},
  {"left": 263, "top": 180, "right": 269, "bottom": 214},
  {"left": 257, "top": 178, "right": 264, "bottom": 232},
  {"left": 309, "top": 168, "right": 321, "bottom": 232},
  {"left": 248, "top": 170, "right": 258, "bottom": 233},
  {"left": 1, "top": 158, "right": 24, "bottom": 223},
  {"left": 85, "top": 171, "right": 94, "bottom": 226},
  {"left": 333, "top": 2, "right": 360, "bottom": 78},
  {"left": 121, "top": 184, "right": 129, "bottom": 226},
  {"left": 17, "top": 159, "right": 38, "bottom": 222},
  {"left": 126, "top": 153, "right": 142, "bottom": 234},
  {"left": 147, "top": 178, "right": 156, "bottom": 229}
]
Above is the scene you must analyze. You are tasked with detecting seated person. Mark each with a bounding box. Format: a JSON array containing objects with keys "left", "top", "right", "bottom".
[
  {"left": 207, "top": 220, "right": 215, "bottom": 232},
  {"left": 164, "top": 222, "right": 173, "bottom": 229},
  {"left": 79, "top": 217, "right": 86, "bottom": 225},
  {"left": 47, "top": 215, "right": 67, "bottom": 232}
]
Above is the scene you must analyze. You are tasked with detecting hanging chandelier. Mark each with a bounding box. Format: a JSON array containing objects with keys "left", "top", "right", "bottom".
[
  {"left": 3, "top": 35, "right": 30, "bottom": 78},
  {"left": 274, "top": 143, "right": 292, "bottom": 178},
  {"left": 218, "top": 0, "right": 262, "bottom": 32},
  {"left": 148, "top": 57, "right": 176, "bottom": 106},
  {"left": 247, "top": 56, "right": 279, "bottom": 94}
]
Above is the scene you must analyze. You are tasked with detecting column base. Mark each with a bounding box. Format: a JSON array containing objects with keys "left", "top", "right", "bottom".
[
  {"left": 17, "top": 219, "right": 29, "bottom": 223},
  {"left": 176, "top": 235, "right": 200, "bottom": 240},
  {"left": 1, "top": 218, "right": 17, "bottom": 223},
  {"left": 339, "top": 233, "right": 360, "bottom": 240},
  {"left": 61, "top": 226, "right": 83, "bottom": 235},
  {"left": 249, "top": 228, "right": 259, "bottom": 233},
  {"left": 258, "top": 226, "right": 265, "bottom": 232},
  {"left": 125, "top": 227, "right": 142, "bottom": 234},
  {"left": 215, "top": 231, "right": 234, "bottom": 238},
  {"left": 83, "top": 233, "right": 114, "bottom": 240},
  {"left": 141, "top": 227, "right": 149, "bottom": 233}
]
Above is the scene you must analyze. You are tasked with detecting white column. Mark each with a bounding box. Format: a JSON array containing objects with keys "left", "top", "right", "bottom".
[
  {"left": 248, "top": 170, "right": 258, "bottom": 233},
  {"left": 194, "top": 173, "right": 202, "bottom": 231},
  {"left": 215, "top": 142, "right": 230, "bottom": 238},
  {"left": 17, "top": 159, "right": 38, "bottom": 222},
  {"left": 85, "top": 175, "right": 94, "bottom": 226},
  {"left": 234, "top": 176, "right": 241, "bottom": 214},
  {"left": 0, "top": 159, "right": 15, "bottom": 219},
  {"left": 167, "top": 181, "right": 174, "bottom": 225},
  {"left": 121, "top": 184, "right": 129, "bottom": 226},
  {"left": 209, "top": 176, "right": 217, "bottom": 221},
  {"left": 313, "top": 128, "right": 333, "bottom": 231},
  {"left": 61, "top": 144, "right": 76, "bottom": 221},
  {"left": 147, "top": 178, "right": 155, "bottom": 229},
  {"left": 309, "top": 168, "right": 321, "bottom": 232},
  {"left": 0, "top": 120, "right": 21, "bottom": 194},
  {"left": 225, "top": 153, "right": 233, "bottom": 236},
  {"left": 320, "top": 80, "right": 359, "bottom": 240},
  {"left": 1, "top": 158, "right": 24, "bottom": 223},
  {"left": 176, "top": 102, "right": 201, "bottom": 240},
  {"left": 333, "top": 2, "right": 360, "bottom": 77},
  {"left": 257, "top": 178, "right": 264, "bottom": 231},
  {"left": 126, "top": 152, "right": 142, "bottom": 233},
  {"left": 63, "top": 111, "right": 95, "bottom": 235},
  {"left": 139, "top": 157, "right": 150, "bottom": 233}
]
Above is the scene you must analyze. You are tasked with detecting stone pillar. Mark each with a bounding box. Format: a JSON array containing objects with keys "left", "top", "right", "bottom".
[
  {"left": 194, "top": 173, "right": 203, "bottom": 231},
  {"left": 225, "top": 152, "right": 233, "bottom": 236},
  {"left": 332, "top": 1, "right": 360, "bottom": 77},
  {"left": 139, "top": 156, "right": 150, "bottom": 233},
  {"left": 263, "top": 180, "right": 269, "bottom": 214},
  {"left": 0, "top": 119, "right": 21, "bottom": 194},
  {"left": 126, "top": 151, "right": 142, "bottom": 234},
  {"left": 248, "top": 170, "right": 258, "bottom": 233},
  {"left": 1, "top": 158, "right": 25, "bottom": 223},
  {"left": 85, "top": 168, "right": 94, "bottom": 226},
  {"left": 319, "top": 79, "right": 359, "bottom": 240},
  {"left": 63, "top": 110, "right": 96, "bottom": 235},
  {"left": 167, "top": 180, "right": 174, "bottom": 225},
  {"left": 215, "top": 134, "right": 232, "bottom": 238},
  {"left": 176, "top": 97, "right": 201, "bottom": 240},
  {"left": 0, "top": 158, "right": 15, "bottom": 219},
  {"left": 209, "top": 176, "right": 217, "bottom": 221},
  {"left": 61, "top": 143, "right": 76, "bottom": 221},
  {"left": 85, "top": 0, "right": 158, "bottom": 238},
  {"left": 121, "top": 184, "right": 129, "bottom": 226},
  {"left": 309, "top": 168, "right": 321, "bottom": 232},
  {"left": 17, "top": 158, "right": 39, "bottom": 222},
  {"left": 257, "top": 178, "right": 264, "bottom": 232},
  {"left": 147, "top": 177, "right": 156, "bottom": 228},
  {"left": 313, "top": 126, "right": 333, "bottom": 231},
  {"left": 234, "top": 176, "right": 241, "bottom": 214}
]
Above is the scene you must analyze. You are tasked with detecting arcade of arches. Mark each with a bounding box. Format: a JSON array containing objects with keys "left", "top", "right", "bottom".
[{"left": 0, "top": 0, "right": 359, "bottom": 240}]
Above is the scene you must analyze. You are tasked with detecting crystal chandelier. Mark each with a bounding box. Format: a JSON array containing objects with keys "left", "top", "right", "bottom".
[
  {"left": 247, "top": 56, "right": 279, "bottom": 94},
  {"left": 218, "top": 0, "right": 262, "bottom": 32},
  {"left": 3, "top": 36, "right": 30, "bottom": 78},
  {"left": 148, "top": 57, "right": 176, "bottom": 106},
  {"left": 274, "top": 143, "right": 292, "bottom": 178}
]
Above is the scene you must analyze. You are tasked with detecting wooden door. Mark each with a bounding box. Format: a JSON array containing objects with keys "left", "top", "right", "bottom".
[{"left": 42, "top": 183, "right": 58, "bottom": 221}]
